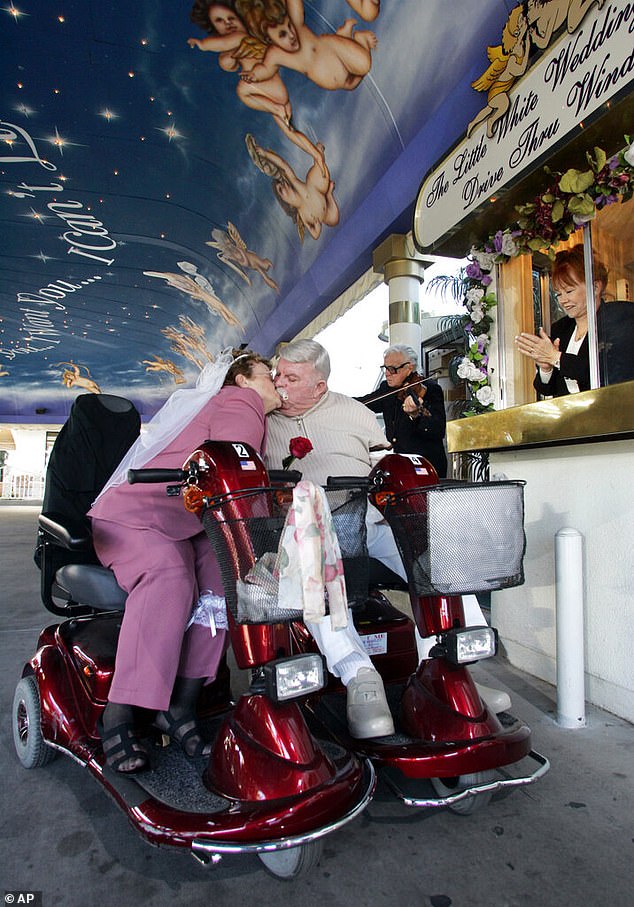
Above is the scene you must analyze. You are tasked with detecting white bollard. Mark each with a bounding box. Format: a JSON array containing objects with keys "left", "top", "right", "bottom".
[{"left": 555, "top": 528, "right": 586, "bottom": 728}]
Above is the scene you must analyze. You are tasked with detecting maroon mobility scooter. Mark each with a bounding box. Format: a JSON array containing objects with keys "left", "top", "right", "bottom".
[
  {"left": 304, "top": 452, "right": 549, "bottom": 812},
  {"left": 12, "top": 397, "right": 375, "bottom": 880}
]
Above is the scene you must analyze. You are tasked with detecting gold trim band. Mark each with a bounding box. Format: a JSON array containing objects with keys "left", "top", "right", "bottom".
[
  {"left": 447, "top": 382, "right": 634, "bottom": 452},
  {"left": 389, "top": 299, "right": 420, "bottom": 325}
]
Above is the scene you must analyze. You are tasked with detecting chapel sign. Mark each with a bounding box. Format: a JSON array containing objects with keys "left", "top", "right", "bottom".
[{"left": 413, "top": 1, "right": 634, "bottom": 250}]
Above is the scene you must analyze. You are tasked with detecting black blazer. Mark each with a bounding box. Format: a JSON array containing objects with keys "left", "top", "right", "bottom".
[
  {"left": 533, "top": 316, "right": 587, "bottom": 397},
  {"left": 534, "top": 302, "right": 634, "bottom": 397},
  {"left": 358, "top": 378, "right": 448, "bottom": 477}
]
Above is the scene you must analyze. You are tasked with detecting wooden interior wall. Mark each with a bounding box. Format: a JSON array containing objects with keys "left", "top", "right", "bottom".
[
  {"left": 555, "top": 198, "right": 633, "bottom": 301},
  {"left": 592, "top": 197, "right": 634, "bottom": 302},
  {"left": 497, "top": 256, "right": 535, "bottom": 408}
]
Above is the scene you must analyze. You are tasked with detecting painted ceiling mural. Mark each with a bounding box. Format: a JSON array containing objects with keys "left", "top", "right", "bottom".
[{"left": 0, "top": 0, "right": 614, "bottom": 422}]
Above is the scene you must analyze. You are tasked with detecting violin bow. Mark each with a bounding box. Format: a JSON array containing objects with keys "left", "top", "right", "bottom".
[{"left": 363, "top": 376, "right": 428, "bottom": 406}]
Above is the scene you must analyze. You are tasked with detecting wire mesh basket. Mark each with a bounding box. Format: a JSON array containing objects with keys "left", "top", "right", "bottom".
[
  {"left": 382, "top": 480, "right": 526, "bottom": 595},
  {"left": 202, "top": 486, "right": 369, "bottom": 624}
]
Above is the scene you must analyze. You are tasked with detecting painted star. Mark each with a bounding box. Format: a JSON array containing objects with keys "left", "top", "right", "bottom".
[{"left": 31, "top": 250, "right": 56, "bottom": 263}]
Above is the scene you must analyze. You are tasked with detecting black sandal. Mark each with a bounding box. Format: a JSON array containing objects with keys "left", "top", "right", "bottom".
[
  {"left": 153, "top": 711, "right": 211, "bottom": 758},
  {"left": 100, "top": 721, "right": 150, "bottom": 774}
]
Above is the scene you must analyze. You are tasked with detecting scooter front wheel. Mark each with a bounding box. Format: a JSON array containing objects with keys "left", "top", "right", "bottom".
[
  {"left": 12, "top": 676, "right": 57, "bottom": 769},
  {"left": 431, "top": 771, "right": 496, "bottom": 815},
  {"left": 258, "top": 840, "right": 323, "bottom": 880}
]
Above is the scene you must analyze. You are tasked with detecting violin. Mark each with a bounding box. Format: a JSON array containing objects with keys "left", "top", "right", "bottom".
[
  {"left": 361, "top": 372, "right": 431, "bottom": 417},
  {"left": 396, "top": 371, "right": 426, "bottom": 402},
  {"left": 396, "top": 371, "right": 431, "bottom": 418}
]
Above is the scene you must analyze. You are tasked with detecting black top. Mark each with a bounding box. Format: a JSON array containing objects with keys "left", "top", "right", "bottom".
[
  {"left": 35, "top": 393, "right": 141, "bottom": 571},
  {"left": 42, "top": 393, "right": 141, "bottom": 529},
  {"left": 534, "top": 301, "right": 634, "bottom": 397},
  {"left": 358, "top": 378, "right": 448, "bottom": 477}
]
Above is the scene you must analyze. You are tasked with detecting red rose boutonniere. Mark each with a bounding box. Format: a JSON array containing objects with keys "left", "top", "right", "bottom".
[{"left": 282, "top": 436, "right": 313, "bottom": 470}]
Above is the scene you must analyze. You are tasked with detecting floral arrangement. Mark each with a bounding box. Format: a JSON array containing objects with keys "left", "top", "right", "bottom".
[
  {"left": 453, "top": 138, "right": 633, "bottom": 416},
  {"left": 514, "top": 139, "right": 634, "bottom": 253},
  {"left": 282, "top": 436, "right": 313, "bottom": 470}
]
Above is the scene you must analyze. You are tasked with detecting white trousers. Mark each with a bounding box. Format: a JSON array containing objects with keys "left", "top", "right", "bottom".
[
  {"left": 305, "top": 617, "right": 369, "bottom": 677},
  {"left": 365, "top": 505, "right": 408, "bottom": 582}
]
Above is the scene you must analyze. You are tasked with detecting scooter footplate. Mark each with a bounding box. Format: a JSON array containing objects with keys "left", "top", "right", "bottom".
[
  {"left": 129, "top": 719, "right": 361, "bottom": 814},
  {"left": 131, "top": 742, "right": 230, "bottom": 814}
]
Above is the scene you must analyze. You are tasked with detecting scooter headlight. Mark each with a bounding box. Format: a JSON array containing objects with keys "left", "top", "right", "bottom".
[
  {"left": 263, "top": 654, "right": 326, "bottom": 702},
  {"left": 432, "top": 626, "right": 498, "bottom": 665}
]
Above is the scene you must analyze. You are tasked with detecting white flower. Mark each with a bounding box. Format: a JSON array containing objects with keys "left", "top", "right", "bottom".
[
  {"left": 476, "top": 385, "right": 495, "bottom": 405},
  {"left": 470, "top": 305, "right": 485, "bottom": 324},
  {"left": 499, "top": 232, "right": 518, "bottom": 257},
  {"left": 458, "top": 358, "right": 485, "bottom": 382},
  {"left": 457, "top": 358, "right": 474, "bottom": 380},
  {"left": 625, "top": 141, "right": 634, "bottom": 167},
  {"left": 475, "top": 333, "right": 490, "bottom": 347},
  {"left": 466, "top": 287, "right": 485, "bottom": 305},
  {"left": 471, "top": 248, "right": 496, "bottom": 271}
]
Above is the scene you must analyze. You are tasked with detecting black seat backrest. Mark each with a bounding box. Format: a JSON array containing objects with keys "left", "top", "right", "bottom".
[
  {"left": 35, "top": 394, "right": 141, "bottom": 611},
  {"left": 41, "top": 393, "right": 141, "bottom": 533}
]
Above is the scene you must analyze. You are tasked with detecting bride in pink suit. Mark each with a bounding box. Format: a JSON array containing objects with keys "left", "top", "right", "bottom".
[{"left": 89, "top": 349, "right": 281, "bottom": 773}]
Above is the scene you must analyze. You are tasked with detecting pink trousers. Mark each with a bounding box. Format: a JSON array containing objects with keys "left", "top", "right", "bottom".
[{"left": 92, "top": 520, "right": 227, "bottom": 711}]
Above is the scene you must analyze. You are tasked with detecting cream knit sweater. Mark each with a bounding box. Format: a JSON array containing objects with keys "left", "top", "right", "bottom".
[{"left": 265, "top": 390, "right": 389, "bottom": 482}]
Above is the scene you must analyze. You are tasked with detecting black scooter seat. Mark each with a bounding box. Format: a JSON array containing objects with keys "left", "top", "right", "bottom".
[{"left": 56, "top": 563, "right": 126, "bottom": 610}]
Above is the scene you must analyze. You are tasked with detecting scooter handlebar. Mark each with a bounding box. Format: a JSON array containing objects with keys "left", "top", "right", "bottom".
[
  {"left": 268, "top": 469, "right": 302, "bottom": 484},
  {"left": 326, "top": 475, "right": 370, "bottom": 489},
  {"left": 127, "top": 468, "right": 186, "bottom": 484}
]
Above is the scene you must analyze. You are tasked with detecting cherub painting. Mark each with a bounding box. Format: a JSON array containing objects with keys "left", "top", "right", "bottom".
[
  {"left": 246, "top": 133, "right": 339, "bottom": 241},
  {"left": 143, "top": 261, "right": 243, "bottom": 330},
  {"left": 467, "top": 0, "right": 605, "bottom": 138},
  {"left": 207, "top": 222, "right": 280, "bottom": 292},
  {"left": 347, "top": 0, "right": 380, "bottom": 23},
  {"left": 188, "top": 1, "right": 325, "bottom": 166},
  {"left": 162, "top": 315, "right": 215, "bottom": 370},
  {"left": 526, "top": 0, "right": 605, "bottom": 49},
  {"left": 237, "top": 0, "right": 377, "bottom": 92},
  {"left": 142, "top": 356, "right": 187, "bottom": 384},
  {"left": 467, "top": 4, "right": 531, "bottom": 139},
  {"left": 58, "top": 362, "right": 101, "bottom": 394}
]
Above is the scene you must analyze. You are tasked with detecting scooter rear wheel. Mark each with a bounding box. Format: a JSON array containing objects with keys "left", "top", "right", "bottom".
[
  {"left": 12, "top": 676, "right": 57, "bottom": 769},
  {"left": 257, "top": 841, "right": 323, "bottom": 880},
  {"left": 431, "top": 771, "right": 495, "bottom": 815}
]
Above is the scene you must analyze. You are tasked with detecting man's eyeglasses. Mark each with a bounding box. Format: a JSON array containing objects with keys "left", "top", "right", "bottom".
[{"left": 382, "top": 362, "right": 410, "bottom": 375}]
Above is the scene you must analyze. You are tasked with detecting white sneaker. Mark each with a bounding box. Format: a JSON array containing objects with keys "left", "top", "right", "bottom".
[
  {"left": 346, "top": 667, "right": 395, "bottom": 739},
  {"left": 475, "top": 682, "right": 511, "bottom": 714}
]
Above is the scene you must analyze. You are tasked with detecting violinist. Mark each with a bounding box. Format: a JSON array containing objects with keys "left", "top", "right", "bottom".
[{"left": 358, "top": 344, "right": 448, "bottom": 478}]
